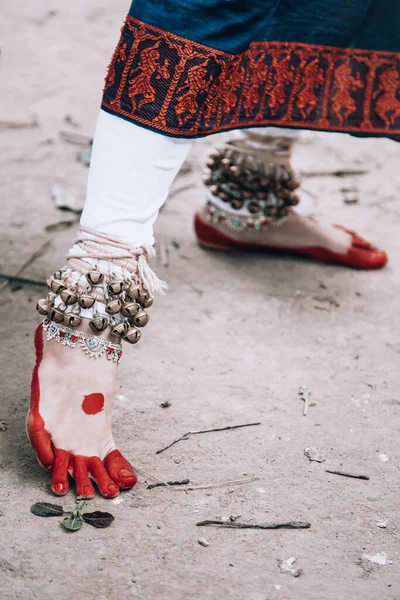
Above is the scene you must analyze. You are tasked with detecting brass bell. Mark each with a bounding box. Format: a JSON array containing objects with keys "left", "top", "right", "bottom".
[
  {"left": 132, "top": 309, "right": 150, "bottom": 328},
  {"left": 230, "top": 198, "right": 244, "bottom": 210},
  {"left": 48, "top": 277, "right": 66, "bottom": 294},
  {"left": 286, "top": 178, "right": 300, "bottom": 191},
  {"left": 138, "top": 288, "right": 151, "bottom": 305},
  {"left": 121, "top": 301, "right": 140, "bottom": 317},
  {"left": 105, "top": 298, "right": 122, "bottom": 315},
  {"left": 279, "top": 206, "right": 290, "bottom": 218},
  {"left": 126, "top": 283, "right": 140, "bottom": 300},
  {"left": 36, "top": 298, "right": 51, "bottom": 316},
  {"left": 206, "top": 158, "right": 217, "bottom": 170},
  {"left": 141, "top": 297, "right": 153, "bottom": 309},
  {"left": 288, "top": 192, "right": 299, "bottom": 206},
  {"left": 123, "top": 327, "right": 142, "bottom": 344},
  {"left": 264, "top": 206, "right": 278, "bottom": 217},
  {"left": 89, "top": 315, "right": 108, "bottom": 333},
  {"left": 108, "top": 280, "right": 125, "bottom": 296},
  {"left": 49, "top": 307, "right": 64, "bottom": 323},
  {"left": 110, "top": 321, "right": 129, "bottom": 337},
  {"left": 78, "top": 294, "right": 95, "bottom": 309},
  {"left": 210, "top": 185, "right": 219, "bottom": 196},
  {"left": 248, "top": 201, "right": 261, "bottom": 214},
  {"left": 60, "top": 288, "right": 78, "bottom": 305},
  {"left": 63, "top": 313, "right": 82, "bottom": 328},
  {"left": 86, "top": 270, "right": 104, "bottom": 285},
  {"left": 53, "top": 269, "right": 65, "bottom": 280},
  {"left": 202, "top": 173, "right": 213, "bottom": 186}
]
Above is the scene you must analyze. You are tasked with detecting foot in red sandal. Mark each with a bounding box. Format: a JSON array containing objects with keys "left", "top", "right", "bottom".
[
  {"left": 27, "top": 322, "right": 137, "bottom": 498},
  {"left": 194, "top": 207, "right": 388, "bottom": 270}
]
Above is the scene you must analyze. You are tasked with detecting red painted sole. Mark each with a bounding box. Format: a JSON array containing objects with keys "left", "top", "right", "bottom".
[{"left": 194, "top": 213, "right": 388, "bottom": 270}]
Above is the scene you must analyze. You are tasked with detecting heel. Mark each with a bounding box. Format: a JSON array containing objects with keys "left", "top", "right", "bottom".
[{"left": 194, "top": 213, "right": 234, "bottom": 251}]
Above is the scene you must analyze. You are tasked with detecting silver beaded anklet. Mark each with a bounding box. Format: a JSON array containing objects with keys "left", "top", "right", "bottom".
[{"left": 43, "top": 319, "right": 123, "bottom": 364}]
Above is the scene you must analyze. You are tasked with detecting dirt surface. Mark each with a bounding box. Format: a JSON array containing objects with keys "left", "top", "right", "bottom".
[{"left": 1, "top": 2, "right": 400, "bottom": 599}]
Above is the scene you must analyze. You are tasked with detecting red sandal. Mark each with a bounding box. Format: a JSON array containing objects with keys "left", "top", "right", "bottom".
[{"left": 194, "top": 212, "right": 388, "bottom": 270}]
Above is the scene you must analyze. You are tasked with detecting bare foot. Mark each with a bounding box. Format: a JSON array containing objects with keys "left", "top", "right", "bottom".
[
  {"left": 27, "top": 322, "right": 137, "bottom": 498},
  {"left": 195, "top": 207, "right": 388, "bottom": 269}
]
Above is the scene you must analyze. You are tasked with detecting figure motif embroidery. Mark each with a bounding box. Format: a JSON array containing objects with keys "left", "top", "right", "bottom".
[
  {"left": 128, "top": 42, "right": 170, "bottom": 111},
  {"left": 373, "top": 65, "right": 400, "bottom": 127},
  {"left": 296, "top": 57, "right": 325, "bottom": 119},
  {"left": 264, "top": 51, "right": 295, "bottom": 117},
  {"left": 331, "top": 58, "right": 364, "bottom": 125},
  {"left": 102, "top": 15, "right": 400, "bottom": 137},
  {"left": 242, "top": 51, "right": 269, "bottom": 118},
  {"left": 175, "top": 63, "right": 212, "bottom": 126}
]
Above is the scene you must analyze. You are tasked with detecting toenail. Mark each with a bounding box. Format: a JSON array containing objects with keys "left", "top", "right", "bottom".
[
  {"left": 108, "top": 483, "right": 119, "bottom": 493},
  {"left": 118, "top": 469, "right": 133, "bottom": 478},
  {"left": 54, "top": 483, "right": 64, "bottom": 493},
  {"left": 83, "top": 485, "right": 94, "bottom": 496}
]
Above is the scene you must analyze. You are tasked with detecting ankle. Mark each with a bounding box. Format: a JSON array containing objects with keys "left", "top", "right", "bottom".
[{"left": 36, "top": 228, "right": 164, "bottom": 347}]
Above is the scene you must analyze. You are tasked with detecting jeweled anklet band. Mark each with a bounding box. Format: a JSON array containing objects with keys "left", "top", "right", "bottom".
[{"left": 43, "top": 319, "right": 122, "bottom": 364}]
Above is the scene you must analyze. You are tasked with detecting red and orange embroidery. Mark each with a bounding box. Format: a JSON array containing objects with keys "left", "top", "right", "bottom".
[{"left": 102, "top": 14, "right": 400, "bottom": 137}]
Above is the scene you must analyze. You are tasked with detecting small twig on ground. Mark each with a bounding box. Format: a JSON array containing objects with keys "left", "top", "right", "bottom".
[
  {"left": 45, "top": 217, "right": 79, "bottom": 232},
  {"left": 178, "top": 477, "right": 260, "bottom": 491},
  {"left": 158, "top": 239, "right": 169, "bottom": 268},
  {"left": 0, "top": 274, "right": 47, "bottom": 288},
  {"left": 367, "top": 196, "right": 396, "bottom": 208},
  {"left": 299, "top": 186, "right": 319, "bottom": 200},
  {"left": 129, "top": 462, "right": 171, "bottom": 487},
  {"left": 325, "top": 469, "right": 370, "bottom": 481},
  {"left": 300, "top": 169, "right": 368, "bottom": 178},
  {"left": 0, "top": 118, "right": 39, "bottom": 129},
  {"left": 156, "top": 422, "right": 261, "bottom": 454},
  {"left": 299, "top": 387, "right": 311, "bottom": 416},
  {"left": 147, "top": 479, "right": 190, "bottom": 489},
  {"left": 196, "top": 520, "right": 311, "bottom": 530},
  {"left": 59, "top": 130, "right": 92, "bottom": 145},
  {"left": 169, "top": 183, "right": 192, "bottom": 198},
  {"left": 0, "top": 239, "right": 51, "bottom": 293}
]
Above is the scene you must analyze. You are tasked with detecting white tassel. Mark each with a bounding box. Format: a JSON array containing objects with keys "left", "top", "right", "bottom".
[{"left": 137, "top": 254, "right": 167, "bottom": 295}]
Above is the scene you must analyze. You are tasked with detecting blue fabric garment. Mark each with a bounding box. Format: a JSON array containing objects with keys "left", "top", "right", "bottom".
[
  {"left": 129, "top": 0, "right": 400, "bottom": 53},
  {"left": 102, "top": 2, "right": 400, "bottom": 138}
]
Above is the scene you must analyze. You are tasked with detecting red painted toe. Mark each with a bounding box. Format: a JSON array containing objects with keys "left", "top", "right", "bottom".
[
  {"left": 89, "top": 457, "right": 120, "bottom": 498},
  {"left": 51, "top": 449, "right": 70, "bottom": 495},
  {"left": 72, "top": 456, "right": 95, "bottom": 498},
  {"left": 104, "top": 449, "right": 137, "bottom": 490}
]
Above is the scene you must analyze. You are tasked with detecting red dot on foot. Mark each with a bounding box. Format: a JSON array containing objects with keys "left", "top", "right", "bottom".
[{"left": 82, "top": 393, "right": 105, "bottom": 415}]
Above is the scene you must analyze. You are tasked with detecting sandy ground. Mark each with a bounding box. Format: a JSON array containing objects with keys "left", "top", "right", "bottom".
[{"left": 1, "top": 2, "right": 400, "bottom": 599}]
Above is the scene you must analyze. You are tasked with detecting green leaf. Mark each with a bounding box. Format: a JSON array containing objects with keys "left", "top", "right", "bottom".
[
  {"left": 82, "top": 511, "right": 115, "bottom": 528},
  {"left": 30, "top": 502, "right": 64, "bottom": 517},
  {"left": 62, "top": 511, "right": 84, "bottom": 531}
]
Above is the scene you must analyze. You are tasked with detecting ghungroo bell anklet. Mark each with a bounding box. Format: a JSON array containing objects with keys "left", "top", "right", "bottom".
[
  {"left": 202, "top": 145, "right": 301, "bottom": 231},
  {"left": 36, "top": 228, "right": 166, "bottom": 346}
]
